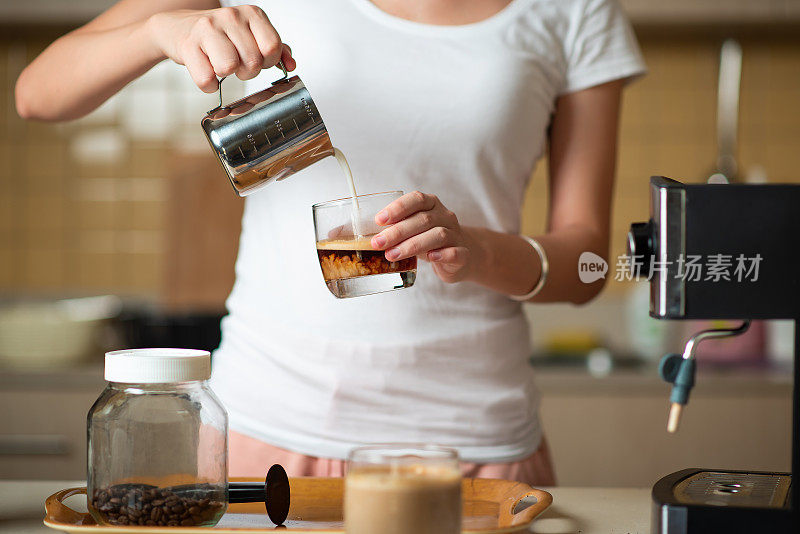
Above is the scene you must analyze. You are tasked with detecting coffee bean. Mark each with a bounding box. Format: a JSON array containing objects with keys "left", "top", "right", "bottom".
[{"left": 91, "top": 483, "right": 225, "bottom": 527}]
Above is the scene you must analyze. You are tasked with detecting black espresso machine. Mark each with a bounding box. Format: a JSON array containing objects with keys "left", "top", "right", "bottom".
[{"left": 627, "top": 176, "right": 798, "bottom": 533}]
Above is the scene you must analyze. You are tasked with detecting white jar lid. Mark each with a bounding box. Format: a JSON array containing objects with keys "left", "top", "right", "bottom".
[{"left": 105, "top": 348, "right": 211, "bottom": 383}]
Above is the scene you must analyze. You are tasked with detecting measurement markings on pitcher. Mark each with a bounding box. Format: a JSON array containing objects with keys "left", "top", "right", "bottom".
[
  {"left": 246, "top": 132, "right": 259, "bottom": 152},
  {"left": 300, "top": 97, "right": 316, "bottom": 123}
]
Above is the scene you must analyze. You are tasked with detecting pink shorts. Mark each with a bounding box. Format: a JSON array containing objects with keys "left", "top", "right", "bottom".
[{"left": 229, "top": 431, "right": 556, "bottom": 487}]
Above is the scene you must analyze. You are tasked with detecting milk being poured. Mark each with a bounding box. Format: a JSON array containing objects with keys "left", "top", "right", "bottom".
[{"left": 333, "top": 148, "right": 364, "bottom": 237}]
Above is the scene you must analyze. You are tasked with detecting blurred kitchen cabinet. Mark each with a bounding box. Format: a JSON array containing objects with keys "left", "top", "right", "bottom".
[
  {"left": 620, "top": 0, "right": 800, "bottom": 25},
  {"left": 3, "top": 1, "right": 799, "bottom": 26},
  {"left": 164, "top": 154, "right": 243, "bottom": 312},
  {"left": 0, "top": 370, "right": 104, "bottom": 480},
  {"left": 538, "top": 369, "right": 792, "bottom": 487}
]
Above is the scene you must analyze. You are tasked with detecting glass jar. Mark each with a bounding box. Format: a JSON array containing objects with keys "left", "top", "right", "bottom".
[{"left": 87, "top": 349, "right": 228, "bottom": 527}]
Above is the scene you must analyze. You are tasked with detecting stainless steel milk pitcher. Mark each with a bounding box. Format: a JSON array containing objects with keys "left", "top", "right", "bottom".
[{"left": 201, "top": 62, "right": 334, "bottom": 196}]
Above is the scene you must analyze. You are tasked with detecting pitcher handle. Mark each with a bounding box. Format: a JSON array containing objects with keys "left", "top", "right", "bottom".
[{"left": 207, "top": 59, "right": 288, "bottom": 114}]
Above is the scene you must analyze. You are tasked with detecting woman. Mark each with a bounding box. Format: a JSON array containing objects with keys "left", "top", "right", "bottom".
[{"left": 16, "top": 0, "right": 644, "bottom": 485}]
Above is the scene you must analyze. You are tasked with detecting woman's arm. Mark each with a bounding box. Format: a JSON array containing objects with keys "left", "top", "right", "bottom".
[
  {"left": 371, "top": 79, "right": 623, "bottom": 304},
  {"left": 15, "top": 0, "right": 294, "bottom": 121},
  {"left": 525, "top": 79, "right": 623, "bottom": 303}
]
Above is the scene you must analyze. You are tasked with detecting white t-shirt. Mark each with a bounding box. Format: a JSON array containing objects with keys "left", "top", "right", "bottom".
[{"left": 211, "top": 0, "right": 645, "bottom": 462}]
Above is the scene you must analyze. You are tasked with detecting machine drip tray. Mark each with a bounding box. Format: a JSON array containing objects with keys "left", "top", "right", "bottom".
[
  {"left": 652, "top": 468, "right": 794, "bottom": 534},
  {"left": 673, "top": 471, "right": 791, "bottom": 508}
]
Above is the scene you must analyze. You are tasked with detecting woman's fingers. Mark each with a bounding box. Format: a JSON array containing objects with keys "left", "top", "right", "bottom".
[
  {"left": 327, "top": 224, "right": 350, "bottom": 240},
  {"left": 428, "top": 247, "right": 469, "bottom": 267},
  {"left": 182, "top": 46, "right": 218, "bottom": 93},
  {"left": 222, "top": 14, "right": 264, "bottom": 80},
  {"left": 385, "top": 226, "right": 455, "bottom": 261},
  {"left": 199, "top": 26, "right": 240, "bottom": 78},
  {"left": 371, "top": 210, "right": 442, "bottom": 250},
  {"left": 375, "top": 190, "right": 438, "bottom": 225},
  {"left": 281, "top": 44, "right": 296, "bottom": 71},
  {"left": 365, "top": 189, "right": 468, "bottom": 282},
  {"left": 430, "top": 247, "right": 470, "bottom": 282},
  {"left": 370, "top": 190, "right": 463, "bottom": 262},
  {"left": 245, "top": 7, "right": 284, "bottom": 68}
]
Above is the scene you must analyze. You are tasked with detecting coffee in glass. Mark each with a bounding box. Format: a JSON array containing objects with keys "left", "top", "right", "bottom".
[
  {"left": 313, "top": 191, "right": 417, "bottom": 298},
  {"left": 344, "top": 444, "right": 462, "bottom": 534}
]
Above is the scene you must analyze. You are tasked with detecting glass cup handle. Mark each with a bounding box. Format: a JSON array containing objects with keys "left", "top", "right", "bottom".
[{"left": 207, "top": 59, "right": 289, "bottom": 114}]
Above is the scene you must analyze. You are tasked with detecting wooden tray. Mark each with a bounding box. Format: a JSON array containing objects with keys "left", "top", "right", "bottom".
[{"left": 44, "top": 476, "right": 552, "bottom": 533}]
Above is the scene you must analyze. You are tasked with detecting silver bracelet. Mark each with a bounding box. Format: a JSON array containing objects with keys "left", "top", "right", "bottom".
[{"left": 509, "top": 236, "right": 549, "bottom": 301}]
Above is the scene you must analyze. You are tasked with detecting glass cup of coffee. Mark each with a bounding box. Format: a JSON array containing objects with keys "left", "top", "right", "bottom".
[
  {"left": 313, "top": 191, "right": 417, "bottom": 298},
  {"left": 344, "top": 444, "right": 462, "bottom": 534}
]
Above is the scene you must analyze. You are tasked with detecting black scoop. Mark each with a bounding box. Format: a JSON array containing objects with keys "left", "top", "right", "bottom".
[{"left": 228, "top": 464, "right": 291, "bottom": 526}]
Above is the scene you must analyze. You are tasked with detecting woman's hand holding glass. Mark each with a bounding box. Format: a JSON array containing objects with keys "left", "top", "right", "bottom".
[{"left": 370, "top": 191, "right": 478, "bottom": 284}]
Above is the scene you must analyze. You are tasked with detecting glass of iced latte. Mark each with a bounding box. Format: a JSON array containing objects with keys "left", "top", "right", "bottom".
[
  {"left": 344, "top": 444, "right": 462, "bottom": 534},
  {"left": 313, "top": 191, "right": 417, "bottom": 298}
]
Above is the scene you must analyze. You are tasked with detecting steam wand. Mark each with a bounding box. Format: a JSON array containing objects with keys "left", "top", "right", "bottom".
[{"left": 659, "top": 320, "right": 751, "bottom": 433}]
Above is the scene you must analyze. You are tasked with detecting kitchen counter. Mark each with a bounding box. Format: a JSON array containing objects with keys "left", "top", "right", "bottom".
[
  {"left": 533, "top": 488, "right": 651, "bottom": 534},
  {"left": 534, "top": 365, "right": 793, "bottom": 396},
  {"left": 0, "top": 480, "right": 651, "bottom": 533}
]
